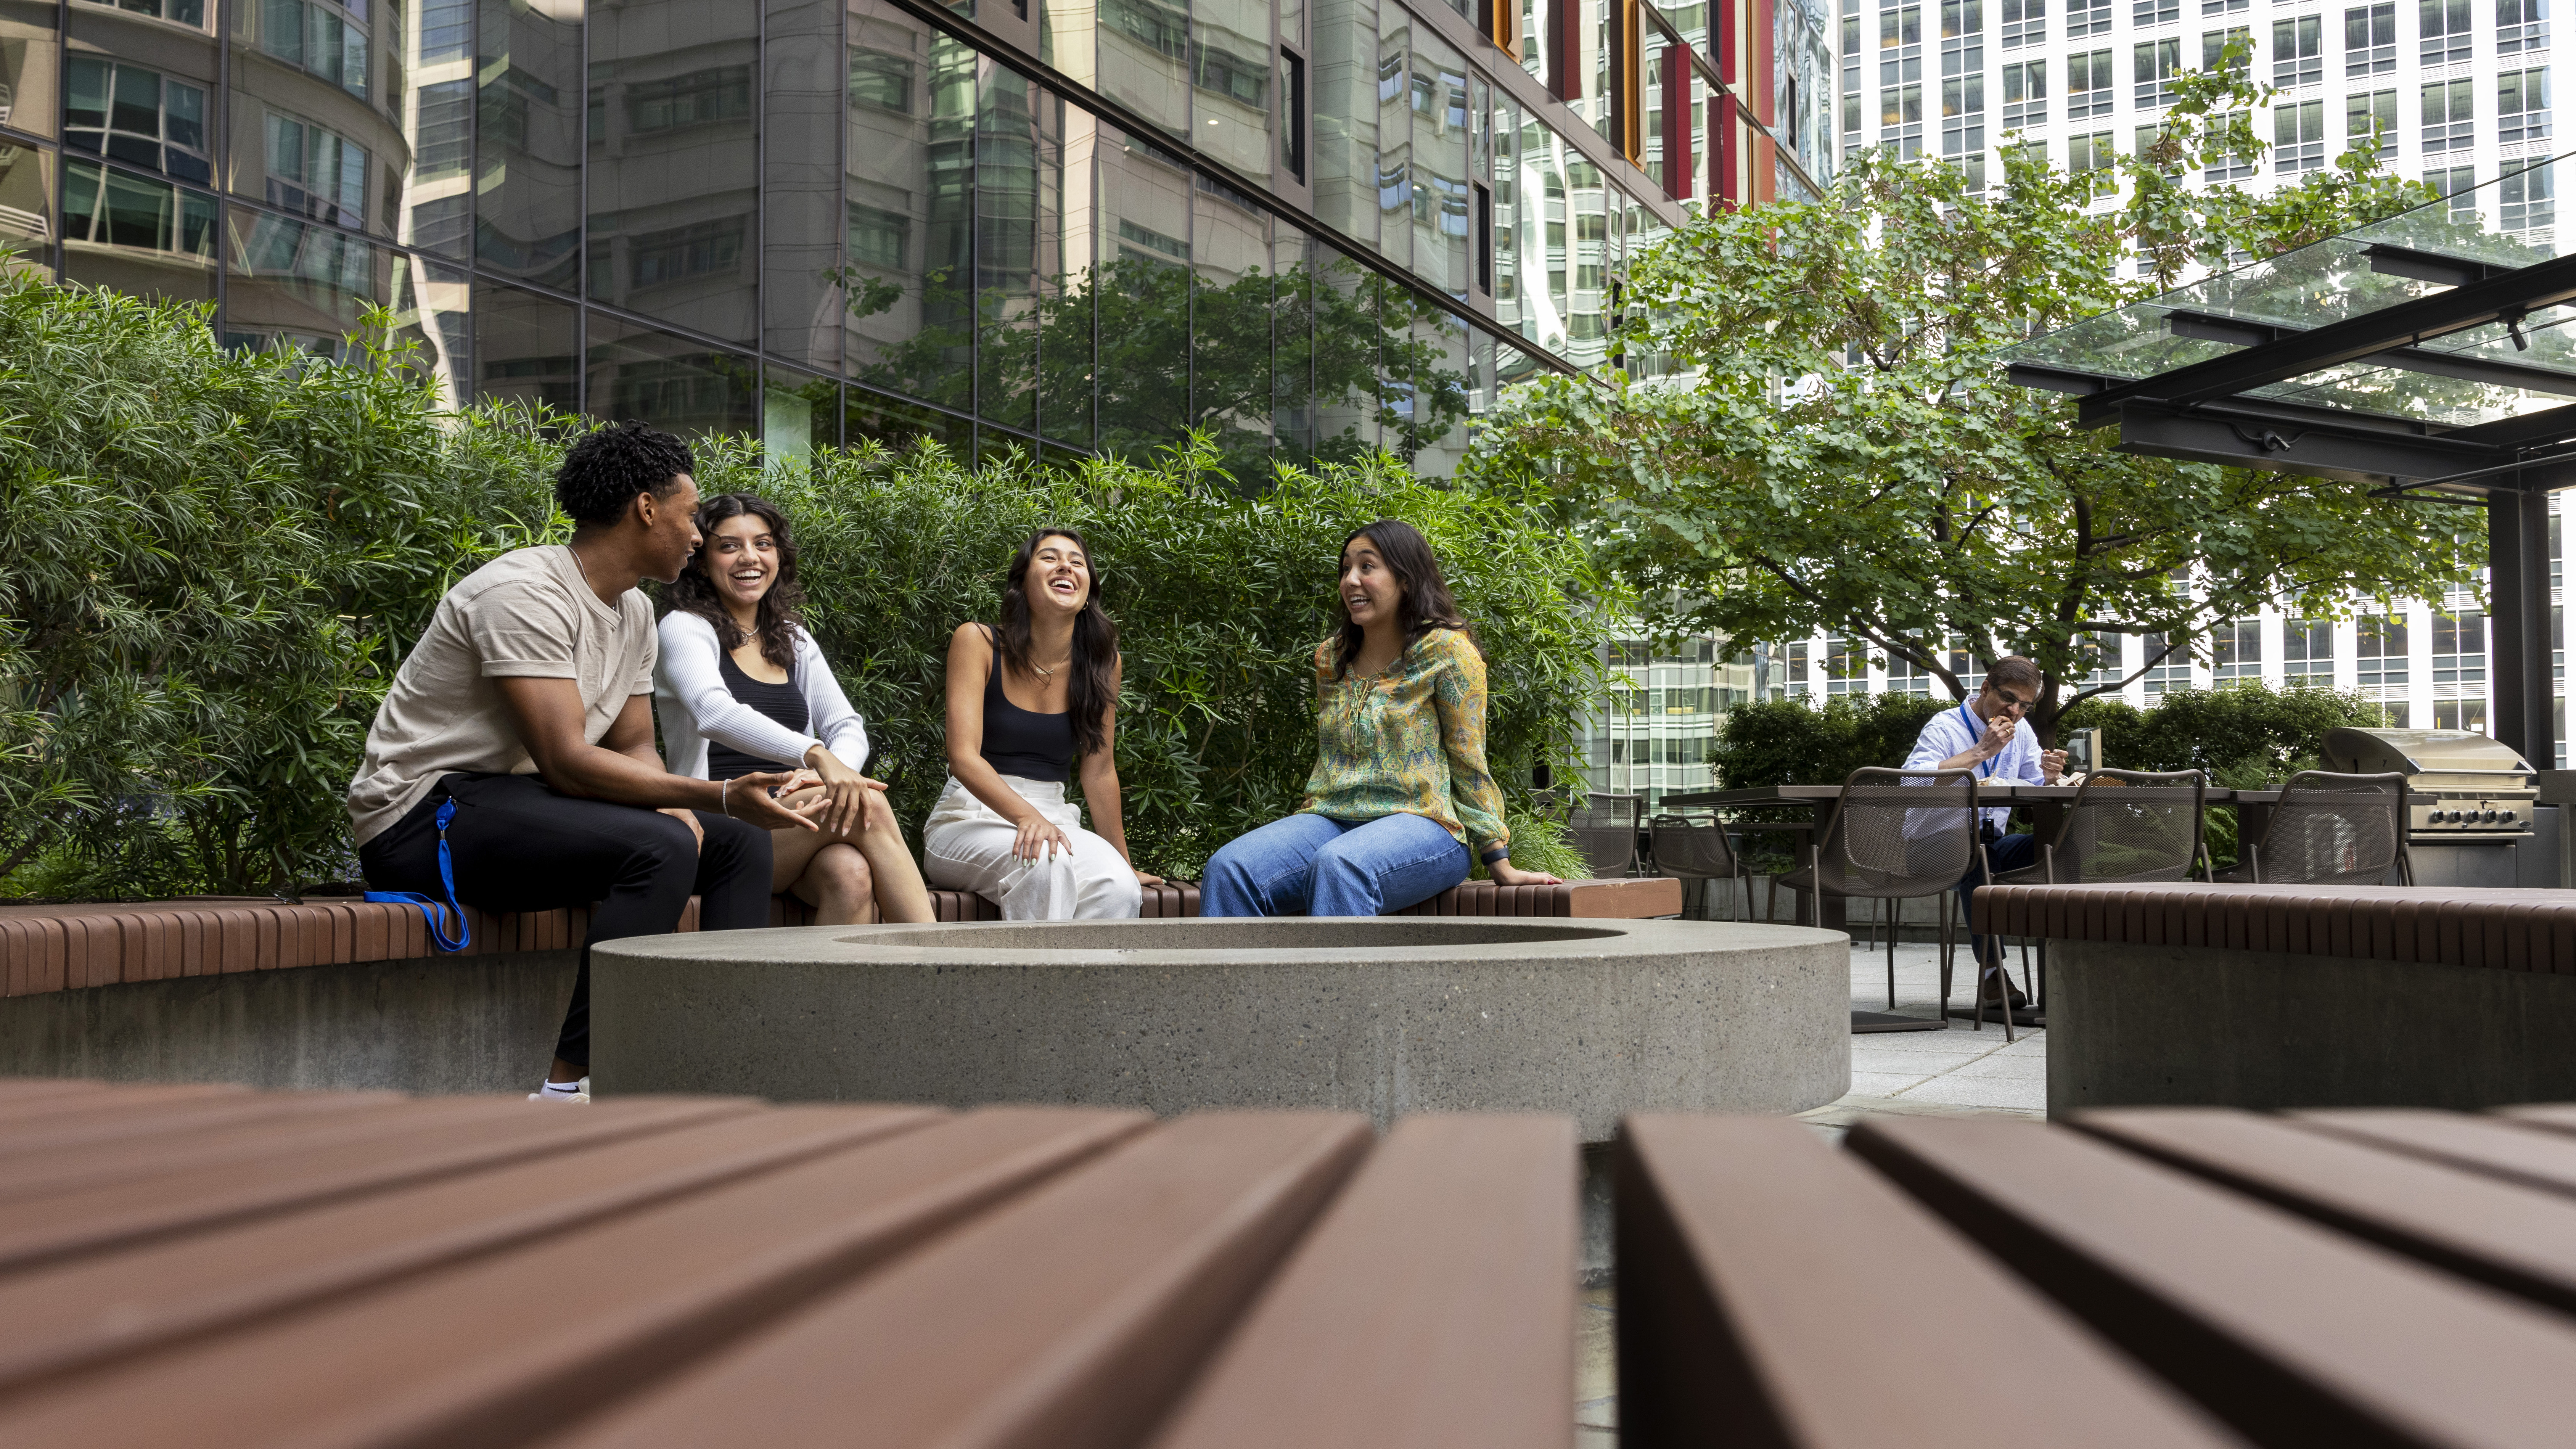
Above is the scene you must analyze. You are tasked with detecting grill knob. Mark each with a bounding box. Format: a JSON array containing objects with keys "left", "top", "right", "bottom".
[{"left": 2482, "top": 809, "right": 2499, "bottom": 823}]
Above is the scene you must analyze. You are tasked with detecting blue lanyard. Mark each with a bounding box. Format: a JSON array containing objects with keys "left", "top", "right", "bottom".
[
  {"left": 365, "top": 798, "right": 471, "bottom": 952},
  {"left": 1959, "top": 704, "right": 2002, "bottom": 780}
]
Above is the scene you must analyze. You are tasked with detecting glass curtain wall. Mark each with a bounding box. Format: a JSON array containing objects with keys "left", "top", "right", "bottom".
[{"left": 0, "top": 0, "right": 1663, "bottom": 469}]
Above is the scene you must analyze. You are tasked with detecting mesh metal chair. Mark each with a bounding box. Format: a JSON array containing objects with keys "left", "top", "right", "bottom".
[
  {"left": 2216, "top": 770, "right": 2414, "bottom": 886},
  {"left": 1648, "top": 812, "right": 1750, "bottom": 920},
  {"left": 1777, "top": 767, "right": 1984, "bottom": 1034},
  {"left": 1569, "top": 792, "right": 1644, "bottom": 878},
  {"left": 1989, "top": 768, "right": 2211, "bottom": 1025}
]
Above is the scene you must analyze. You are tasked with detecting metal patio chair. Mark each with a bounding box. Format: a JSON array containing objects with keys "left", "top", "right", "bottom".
[
  {"left": 1777, "top": 767, "right": 1984, "bottom": 1035},
  {"left": 2216, "top": 770, "right": 2414, "bottom": 887},
  {"left": 1988, "top": 768, "right": 2211, "bottom": 1025},
  {"left": 1648, "top": 811, "right": 1752, "bottom": 921},
  {"left": 1569, "top": 792, "right": 1645, "bottom": 878}
]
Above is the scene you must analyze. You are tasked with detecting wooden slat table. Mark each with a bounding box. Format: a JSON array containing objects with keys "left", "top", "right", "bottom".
[
  {"left": 23, "top": 1081, "right": 2576, "bottom": 1447},
  {"left": 0, "top": 1082, "right": 1575, "bottom": 1449}
]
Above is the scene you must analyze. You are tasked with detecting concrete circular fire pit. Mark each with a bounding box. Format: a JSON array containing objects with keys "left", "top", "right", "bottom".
[{"left": 590, "top": 917, "right": 1849, "bottom": 1138}]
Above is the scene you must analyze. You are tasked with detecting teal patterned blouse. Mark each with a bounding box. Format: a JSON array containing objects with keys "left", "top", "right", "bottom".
[{"left": 1298, "top": 627, "right": 1512, "bottom": 861}]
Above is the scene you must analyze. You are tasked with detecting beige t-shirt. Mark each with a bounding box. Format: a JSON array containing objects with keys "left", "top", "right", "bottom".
[{"left": 347, "top": 546, "right": 658, "bottom": 846}]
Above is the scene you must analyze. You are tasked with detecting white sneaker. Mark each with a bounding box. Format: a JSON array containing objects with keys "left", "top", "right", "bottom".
[{"left": 528, "top": 1076, "right": 591, "bottom": 1104}]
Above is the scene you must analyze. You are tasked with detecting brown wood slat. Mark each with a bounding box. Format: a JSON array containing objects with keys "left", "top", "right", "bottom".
[
  {"left": 0, "top": 1104, "right": 941, "bottom": 1394},
  {"left": 2076, "top": 1108, "right": 2576, "bottom": 1317},
  {"left": 0, "top": 1095, "right": 502, "bottom": 1205},
  {"left": 2493, "top": 1102, "right": 2576, "bottom": 1136},
  {"left": 0, "top": 1081, "right": 246, "bottom": 1130},
  {"left": 1849, "top": 1114, "right": 2576, "bottom": 1449},
  {"left": 1563, "top": 877, "right": 1685, "bottom": 918},
  {"left": 1616, "top": 1115, "right": 2232, "bottom": 1449},
  {"left": 0, "top": 1097, "right": 757, "bottom": 1274},
  {"left": 1147, "top": 1115, "right": 1577, "bottom": 1449},
  {"left": 0, "top": 1079, "right": 109, "bottom": 1104},
  {"left": 0, "top": 1106, "right": 1147, "bottom": 1449},
  {"left": 0, "top": 1087, "right": 396, "bottom": 1162},
  {"left": 2285, "top": 1108, "right": 2576, "bottom": 1201},
  {"left": 548, "top": 1111, "right": 1373, "bottom": 1449}
]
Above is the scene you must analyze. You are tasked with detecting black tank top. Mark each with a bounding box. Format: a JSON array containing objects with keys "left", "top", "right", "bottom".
[
  {"left": 978, "top": 625, "right": 1075, "bottom": 782},
  {"left": 706, "top": 651, "right": 810, "bottom": 782}
]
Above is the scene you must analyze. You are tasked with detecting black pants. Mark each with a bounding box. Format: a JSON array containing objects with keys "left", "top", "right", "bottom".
[
  {"left": 358, "top": 771, "right": 772, "bottom": 1070},
  {"left": 1953, "top": 829, "right": 2038, "bottom": 978}
]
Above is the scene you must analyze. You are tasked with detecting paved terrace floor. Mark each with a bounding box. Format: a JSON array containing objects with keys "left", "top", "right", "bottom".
[{"left": 1577, "top": 940, "right": 2049, "bottom": 1444}]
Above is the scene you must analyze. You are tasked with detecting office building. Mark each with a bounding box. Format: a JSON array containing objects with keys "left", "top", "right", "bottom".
[{"left": 0, "top": 0, "right": 1829, "bottom": 474}]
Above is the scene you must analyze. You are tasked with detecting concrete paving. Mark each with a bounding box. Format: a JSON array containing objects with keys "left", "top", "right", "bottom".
[{"left": 1578, "top": 939, "right": 2050, "bottom": 1441}]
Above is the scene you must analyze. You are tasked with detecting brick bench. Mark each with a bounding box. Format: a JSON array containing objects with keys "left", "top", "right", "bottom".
[
  {"left": 0, "top": 878, "right": 1680, "bottom": 1095},
  {"left": 14, "top": 1081, "right": 2576, "bottom": 1444},
  {"left": 1976, "top": 882, "right": 2576, "bottom": 1114}
]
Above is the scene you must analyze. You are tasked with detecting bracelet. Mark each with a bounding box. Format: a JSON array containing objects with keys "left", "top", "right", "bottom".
[{"left": 719, "top": 778, "right": 730, "bottom": 818}]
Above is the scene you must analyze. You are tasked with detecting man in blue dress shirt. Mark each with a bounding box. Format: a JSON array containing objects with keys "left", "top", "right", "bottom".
[{"left": 1904, "top": 656, "right": 2066, "bottom": 1022}]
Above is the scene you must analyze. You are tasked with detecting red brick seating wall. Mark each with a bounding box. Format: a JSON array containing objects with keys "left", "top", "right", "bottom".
[{"left": 0, "top": 876, "right": 1682, "bottom": 1000}]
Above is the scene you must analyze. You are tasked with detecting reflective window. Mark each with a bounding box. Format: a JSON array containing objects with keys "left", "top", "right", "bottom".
[
  {"left": 1192, "top": 177, "right": 1275, "bottom": 479},
  {"left": 264, "top": 110, "right": 368, "bottom": 227},
  {"left": 60, "top": 157, "right": 216, "bottom": 299},
  {"left": 472, "top": 275, "right": 577, "bottom": 410},
  {"left": 1195, "top": 0, "right": 1271, "bottom": 179},
  {"left": 0, "top": 143, "right": 53, "bottom": 275},
  {"left": 476, "top": 0, "right": 580, "bottom": 293},
  {"left": 585, "top": 311, "right": 758, "bottom": 438},
  {"left": 259, "top": 0, "right": 370, "bottom": 100},
  {"left": 1312, "top": 0, "right": 1377, "bottom": 246},
  {"left": 767, "top": 0, "right": 843, "bottom": 374},
  {"left": 1410, "top": 26, "right": 1468, "bottom": 297},
  {"left": 1375, "top": 3, "right": 1408, "bottom": 270},
  {"left": 65, "top": 56, "right": 210, "bottom": 183},
  {"left": 223, "top": 213, "right": 397, "bottom": 358},
  {"left": 589, "top": 0, "right": 757, "bottom": 344},
  {"left": 844, "top": 3, "right": 975, "bottom": 417},
  {"left": 1099, "top": 0, "right": 1188, "bottom": 135},
  {"left": 0, "top": 0, "right": 60, "bottom": 140},
  {"left": 1093, "top": 123, "right": 1194, "bottom": 459}
]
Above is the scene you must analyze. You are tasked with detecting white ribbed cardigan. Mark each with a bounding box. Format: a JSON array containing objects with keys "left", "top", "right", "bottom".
[{"left": 653, "top": 611, "right": 870, "bottom": 780}]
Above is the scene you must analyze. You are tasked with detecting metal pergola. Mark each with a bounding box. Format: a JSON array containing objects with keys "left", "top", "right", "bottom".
[{"left": 2004, "top": 153, "right": 2576, "bottom": 761}]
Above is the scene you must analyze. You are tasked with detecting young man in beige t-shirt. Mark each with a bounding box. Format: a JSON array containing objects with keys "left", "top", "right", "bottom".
[{"left": 351, "top": 421, "right": 822, "bottom": 1101}]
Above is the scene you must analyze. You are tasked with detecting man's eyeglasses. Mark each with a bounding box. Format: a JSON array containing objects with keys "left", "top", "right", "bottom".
[{"left": 1992, "top": 688, "right": 2033, "bottom": 711}]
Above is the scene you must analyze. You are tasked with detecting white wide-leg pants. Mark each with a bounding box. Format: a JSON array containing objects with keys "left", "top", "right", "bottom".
[{"left": 920, "top": 776, "right": 1144, "bottom": 921}]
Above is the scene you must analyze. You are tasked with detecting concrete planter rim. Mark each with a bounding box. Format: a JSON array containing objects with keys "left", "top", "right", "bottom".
[{"left": 592, "top": 917, "right": 1846, "bottom": 970}]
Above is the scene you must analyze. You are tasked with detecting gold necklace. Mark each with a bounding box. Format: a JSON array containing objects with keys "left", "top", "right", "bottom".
[{"left": 1030, "top": 653, "right": 1072, "bottom": 679}]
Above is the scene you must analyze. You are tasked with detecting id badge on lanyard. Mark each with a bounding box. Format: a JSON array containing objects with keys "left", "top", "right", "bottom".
[{"left": 1959, "top": 704, "right": 2003, "bottom": 779}]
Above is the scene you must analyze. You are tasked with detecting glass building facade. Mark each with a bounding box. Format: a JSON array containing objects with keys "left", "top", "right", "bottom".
[{"left": 0, "top": 0, "right": 1824, "bottom": 473}]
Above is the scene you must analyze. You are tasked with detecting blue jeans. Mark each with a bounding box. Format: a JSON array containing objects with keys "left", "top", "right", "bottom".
[
  {"left": 1957, "top": 829, "right": 2038, "bottom": 976},
  {"left": 1202, "top": 812, "right": 1471, "bottom": 917}
]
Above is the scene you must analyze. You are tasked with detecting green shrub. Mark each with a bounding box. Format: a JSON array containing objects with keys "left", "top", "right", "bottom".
[
  {"left": 0, "top": 265, "right": 1614, "bottom": 896},
  {"left": 687, "top": 434, "right": 1616, "bottom": 879},
  {"left": 0, "top": 267, "right": 558, "bottom": 896},
  {"left": 1707, "top": 692, "right": 1954, "bottom": 793}
]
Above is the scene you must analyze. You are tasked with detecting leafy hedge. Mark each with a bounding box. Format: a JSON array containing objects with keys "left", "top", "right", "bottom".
[{"left": 0, "top": 268, "right": 1614, "bottom": 898}]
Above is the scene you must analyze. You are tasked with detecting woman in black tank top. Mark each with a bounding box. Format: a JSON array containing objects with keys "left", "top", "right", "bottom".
[{"left": 920, "top": 529, "right": 1154, "bottom": 920}]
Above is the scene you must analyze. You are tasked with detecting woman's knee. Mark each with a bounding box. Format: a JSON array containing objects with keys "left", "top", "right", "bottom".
[{"left": 808, "top": 843, "right": 872, "bottom": 897}]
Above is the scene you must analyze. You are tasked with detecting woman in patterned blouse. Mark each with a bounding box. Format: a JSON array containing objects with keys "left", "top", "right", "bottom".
[{"left": 1201, "top": 519, "right": 1563, "bottom": 917}]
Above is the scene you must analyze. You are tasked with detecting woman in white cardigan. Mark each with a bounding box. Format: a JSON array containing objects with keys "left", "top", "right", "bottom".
[{"left": 656, "top": 494, "right": 934, "bottom": 925}]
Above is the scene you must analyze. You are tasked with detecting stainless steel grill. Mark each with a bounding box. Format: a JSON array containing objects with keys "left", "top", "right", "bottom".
[{"left": 2320, "top": 728, "right": 2538, "bottom": 841}]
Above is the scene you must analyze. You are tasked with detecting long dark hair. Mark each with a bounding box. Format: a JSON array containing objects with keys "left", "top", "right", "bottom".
[
  {"left": 666, "top": 493, "right": 808, "bottom": 671},
  {"left": 1333, "top": 519, "right": 1475, "bottom": 679},
  {"left": 998, "top": 527, "right": 1118, "bottom": 757}
]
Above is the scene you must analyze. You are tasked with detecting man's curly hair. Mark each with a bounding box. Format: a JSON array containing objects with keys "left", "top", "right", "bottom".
[{"left": 556, "top": 421, "right": 695, "bottom": 526}]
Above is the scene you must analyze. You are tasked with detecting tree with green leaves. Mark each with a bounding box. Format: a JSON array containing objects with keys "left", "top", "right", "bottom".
[{"left": 1468, "top": 43, "right": 2483, "bottom": 744}]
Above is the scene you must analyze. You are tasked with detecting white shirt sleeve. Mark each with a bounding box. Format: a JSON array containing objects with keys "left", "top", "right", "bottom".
[
  {"left": 657, "top": 611, "right": 824, "bottom": 772},
  {"left": 794, "top": 629, "right": 872, "bottom": 769},
  {"left": 1905, "top": 710, "right": 1967, "bottom": 772}
]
